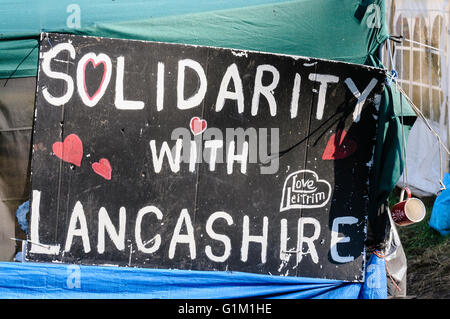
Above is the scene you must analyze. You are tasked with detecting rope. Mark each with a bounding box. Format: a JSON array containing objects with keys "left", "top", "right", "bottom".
[
  {"left": 395, "top": 80, "right": 449, "bottom": 190},
  {"left": 3, "top": 43, "right": 38, "bottom": 87},
  {"left": 386, "top": 40, "right": 408, "bottom": 187},
  {"left": 439, "top": 139, "right": 446, "bottom": 191},
  {"left": 373, "top": 250, "right": 402, "bottom": 292},
  {"left": 402, "top": 38, "right": 441, "bottom": 53},
  {"left": 386, "top": 39, "right": 398, "bottom": 86},
  {"left": 386, "top": 38, "right": 396, "bottom": 73},
  {"left": 394, "top": 80, "right": 450, "bottom": 156},
  {"left": 385, "top": 37, "right": 449, "bottom": 191},
  {"left": 399, "top": 80, "right": 408, "bottom": 188}
]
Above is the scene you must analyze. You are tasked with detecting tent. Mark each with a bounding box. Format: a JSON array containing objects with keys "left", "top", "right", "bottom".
[
  {"left": 385, "top": 0, "right": 450, "bottom": 198},
  {"left": 0, "top": 0, "right": 415, "bottom": 298}
]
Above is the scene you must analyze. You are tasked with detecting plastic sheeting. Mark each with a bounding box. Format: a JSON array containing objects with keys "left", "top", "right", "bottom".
[
  {"left": 359, "top": 253, "right": 388, "bottom": 299},
  {"left": 430, "top": 173, "right": 450, "bottom": 235},
  {"left": 397, "top": 118, "right": 448, "bottom": 196},
  {"left": 0, "top": 256, "right": 387, "bottom": 299},
  {"left": 384, "top": 210, "right": 407, "bottom": 296},
  {"left": 0, "top": 0, "right": 389, "bottom": 78}
]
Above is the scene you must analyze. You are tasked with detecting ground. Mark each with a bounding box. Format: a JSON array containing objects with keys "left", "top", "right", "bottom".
[{"left": 390, "top": 191, "right": 450, "bottom": 299}]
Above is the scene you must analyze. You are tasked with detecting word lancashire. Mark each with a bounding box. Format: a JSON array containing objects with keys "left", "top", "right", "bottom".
[{"left": 30, "top": 190, "right": 358, "bottom": 266}]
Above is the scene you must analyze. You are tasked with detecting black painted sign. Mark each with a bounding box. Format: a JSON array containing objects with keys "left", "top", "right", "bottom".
[{"left": 27, "top": 33, "right": 385, "bottom": 281}]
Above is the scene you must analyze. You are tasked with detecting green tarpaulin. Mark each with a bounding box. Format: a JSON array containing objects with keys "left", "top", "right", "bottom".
[{"left": 0, "top": 0, "right": 388, "bottom": 78}]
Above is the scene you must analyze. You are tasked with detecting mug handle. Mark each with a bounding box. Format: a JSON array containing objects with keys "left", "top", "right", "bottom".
[{"left": 400, "top": 187, "right": 411, "bottom": 201}]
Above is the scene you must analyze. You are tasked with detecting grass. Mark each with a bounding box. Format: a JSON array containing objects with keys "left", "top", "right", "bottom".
[{"left": 388, "top": 190, "right": 450, "bottom": 298}]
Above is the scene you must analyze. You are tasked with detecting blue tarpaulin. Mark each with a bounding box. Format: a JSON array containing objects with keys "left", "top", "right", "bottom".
[
  {"left": 0, "top": 255, "right": 386, "bottom": 298},
  {"left": 430, "top": 173, "right": 450, "bottom": 236}
]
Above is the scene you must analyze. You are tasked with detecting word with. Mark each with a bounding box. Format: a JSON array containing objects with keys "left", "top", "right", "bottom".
[{"left": 150, "top": 126, "right": 279, "bottom": 174}]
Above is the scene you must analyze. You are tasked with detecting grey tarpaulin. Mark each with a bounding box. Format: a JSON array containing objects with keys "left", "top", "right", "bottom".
[{"left": 0, "top": 78, "right": 35, "bottom": 260}]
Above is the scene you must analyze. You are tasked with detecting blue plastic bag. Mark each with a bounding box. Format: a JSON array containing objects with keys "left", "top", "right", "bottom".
[
  {"left": 15, "top": 200, "right": 29, "bottom": 234},
  {"left": 429, "top": 173, "right": 450, "bottom": 236}
]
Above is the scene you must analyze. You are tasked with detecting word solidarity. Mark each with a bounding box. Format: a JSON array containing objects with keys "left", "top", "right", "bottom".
[
  {"left": 40, "top": 38, "right": 377, "bottom": 123},
  {"left": 28, "top": 33, "right": 385, "bottom": 281}
]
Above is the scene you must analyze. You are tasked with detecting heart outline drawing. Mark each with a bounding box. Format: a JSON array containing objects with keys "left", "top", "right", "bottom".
[
  {"left": 76, "top": 52, "right": 112, "bottom": 107},
  {"left": 190, "top": 117, "right": 207, "bottom": 135}
]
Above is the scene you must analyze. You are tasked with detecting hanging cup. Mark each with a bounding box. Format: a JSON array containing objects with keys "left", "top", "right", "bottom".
[{"left": 391, "top": 187, "right": 426, "bottom": 226}]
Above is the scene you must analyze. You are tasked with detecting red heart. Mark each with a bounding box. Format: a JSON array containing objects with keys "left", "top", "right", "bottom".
[
  {"left": 322, "top": 130, "right": 357, "bottom": 160},
  {"left": 52, "top": 134, "right": 83, "bottom": 167},
  {"left": 92, "top": 158, "right": 112, "bottom": 180},
  {"left": 83, "top": 58, "right": 108, "bottom": 101},
  {"left": 190, "top": 117, "right": 207, "bottom": 135}
]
